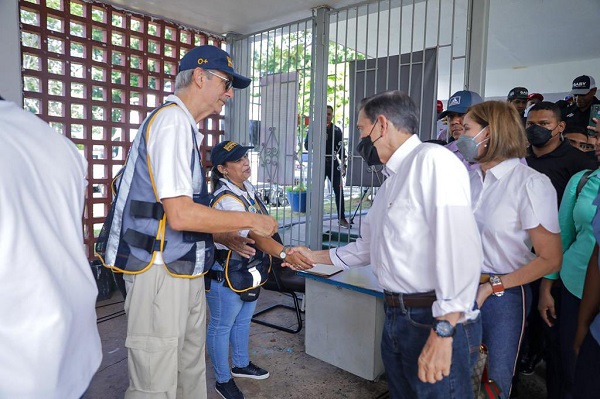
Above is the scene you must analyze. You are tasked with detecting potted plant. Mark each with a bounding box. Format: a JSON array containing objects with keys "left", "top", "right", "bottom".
[
  {"left": 286, "top": 115, "right": 309, "bottom": 213},
  {"left": 286, "top": 184, "right": 307, "bottom": 213}
]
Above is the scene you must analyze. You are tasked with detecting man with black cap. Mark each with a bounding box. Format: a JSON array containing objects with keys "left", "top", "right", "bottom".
[
  {"left": 563, "top": 75, "right": 600, "bottom": 133},
  {"left": 507, "top": 86, "right": 529, "bottom": 125},
  {"left": 95, "top": 45, "right": 278, "bottom": 399},
  {"left": 438, "top": 90, "right": 483, "bottom": 170}
]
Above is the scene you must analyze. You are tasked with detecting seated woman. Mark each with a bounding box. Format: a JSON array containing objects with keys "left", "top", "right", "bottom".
[
  {"left": 455, "top": 101, "right": 562, "bottom": 398},
  {"left": 206, "top": 140, "right": 311, "bottom": 399}
]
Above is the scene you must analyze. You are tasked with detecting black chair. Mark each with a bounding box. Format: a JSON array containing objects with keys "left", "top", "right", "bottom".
[{"left": 252, "top": 252, "right": 305, "bottom": 334}]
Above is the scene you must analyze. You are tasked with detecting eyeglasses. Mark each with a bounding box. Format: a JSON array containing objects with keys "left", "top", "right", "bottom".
[{"left": 205, "top": 70, "right": 233, "bottom": 91}]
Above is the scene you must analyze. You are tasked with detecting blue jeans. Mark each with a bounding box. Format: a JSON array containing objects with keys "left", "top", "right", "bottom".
[
  {"left": 206, "top": 280, "right": 258, "bottom": 383},
  {"left": 481, "top": 285, "right": 530, "bottom": 399},
  {"left": 380, "top": 303, "right": 481, "bottom": 399}
]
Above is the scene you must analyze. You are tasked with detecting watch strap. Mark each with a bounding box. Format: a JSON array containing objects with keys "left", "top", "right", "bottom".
[{"left": 489, "top": 275, "right": 505, "bottom": 296}]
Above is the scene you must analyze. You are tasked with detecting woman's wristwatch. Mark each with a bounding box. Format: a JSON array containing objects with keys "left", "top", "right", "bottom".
[
  {"left": 279, "top": 246, "right": 288, "bottom": 260},
  {"left": 489, "top": 275, "right": 505, "bottom": 297}
]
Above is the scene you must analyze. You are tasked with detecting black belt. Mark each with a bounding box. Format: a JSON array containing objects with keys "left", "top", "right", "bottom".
[{"left": 383, "top": 290, "right": 436, "bottom": 308}]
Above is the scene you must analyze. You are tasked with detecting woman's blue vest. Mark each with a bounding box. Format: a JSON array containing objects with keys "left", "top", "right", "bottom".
[
  {"left": 211, "top": 181, "right": 271, "bottom": 292},
  {"left": 95, "top": 102, "right": 214, "bottom": 277}
]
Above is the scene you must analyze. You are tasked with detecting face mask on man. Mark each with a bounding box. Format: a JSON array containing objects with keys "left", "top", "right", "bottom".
[
  {"left": 526, "top": 124, "right": 556, "bottom": 148},
  {"left": 456, "top": 126, "right": 489, "bottom": 163},
  {"left": 356, "top": 122, "right": 383, "bottom": 166}
]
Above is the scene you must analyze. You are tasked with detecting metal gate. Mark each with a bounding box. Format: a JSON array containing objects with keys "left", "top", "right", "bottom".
[{"left": 230, "top": 0, "right": 473, "bottom": 250}]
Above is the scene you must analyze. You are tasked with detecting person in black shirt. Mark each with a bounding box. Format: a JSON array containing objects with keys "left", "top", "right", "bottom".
[
  {"left": 507, "top": 86, "right": 529, "bottom": 126},
  {"left": 526, "top": 102, "right": 597, "bottom": 203},
  {"left": 305, "top": 105, "right": 350, "bottom": 228},
  {"left": 563, "top": 75, "right": 600, "bottom": 133},
  {"left": 525, "top": 101, "right": 597, "bottom": 399}
]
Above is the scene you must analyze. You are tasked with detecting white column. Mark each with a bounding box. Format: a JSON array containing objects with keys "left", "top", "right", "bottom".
[
  {"left": 0, "top": 0, "right": 22, "bottom": 104},
  {"left": 466, "top": 0, "right": 490, "bottom": 97}
]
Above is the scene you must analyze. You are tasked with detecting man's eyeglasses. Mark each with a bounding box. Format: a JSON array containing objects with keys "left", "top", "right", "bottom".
[{"left": 205, "top": 70, "right": 233, "bottom": 91}]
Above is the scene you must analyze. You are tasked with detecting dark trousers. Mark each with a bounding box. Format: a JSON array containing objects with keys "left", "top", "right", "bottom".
[
  {"left": 558, "top": 286, "right": 581, "bottom": 399},
  {"left": 573, "top": 332, "right": 600, "bottom": 399},
  {"left": 520, "top": 278, "right": 545, "bottom": 366},
  {"left": 543, "top": 283, "right": 563, "bottom": 399},
  {"left": 324, "top": 161, "right": 345, "bottom": 219}
]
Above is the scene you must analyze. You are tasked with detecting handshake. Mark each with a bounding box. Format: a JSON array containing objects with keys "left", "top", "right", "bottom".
[{"left": 282, "top": 246, "right": 316, "bottom": 271}]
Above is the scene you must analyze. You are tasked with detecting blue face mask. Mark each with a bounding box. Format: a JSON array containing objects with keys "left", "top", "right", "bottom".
[{"left": 455, "top": 127, "right": 489, "bottom": 163}]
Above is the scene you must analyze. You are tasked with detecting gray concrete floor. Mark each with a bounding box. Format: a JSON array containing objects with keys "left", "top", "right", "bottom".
[
  {"left": 84, "top": 215, "right": 547, "bottom": 399},
  {"left": 85, "top": 287, "right": 547, "bottom": 399},
  {"left": 85, "top": 289, "right": 389, "bottom": 399}
]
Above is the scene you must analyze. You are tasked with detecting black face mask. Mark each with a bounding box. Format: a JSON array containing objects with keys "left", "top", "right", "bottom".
[
  {"left": 356, "top": 124, "right": 383, "bottom": 166},
  {"left": 526, "top": 124, "right": 555, "bottom": 148}
]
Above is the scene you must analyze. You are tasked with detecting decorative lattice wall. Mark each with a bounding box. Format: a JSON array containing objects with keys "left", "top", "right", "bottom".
[{"left": 19, "top": 0, "right": 224, "bottom": 259}]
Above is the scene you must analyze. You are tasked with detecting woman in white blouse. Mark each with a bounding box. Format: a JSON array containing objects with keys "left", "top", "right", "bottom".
[{"left": 455, "top": 101, "right": 562, "bottom": 398}]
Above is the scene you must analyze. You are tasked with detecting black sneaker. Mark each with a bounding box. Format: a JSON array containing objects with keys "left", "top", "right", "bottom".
[
  {"left": 231, "top": 361, "right": 270, "bottom": 380},
  {"left": 215, "top": 379, "right": 244, "bottom": 399}
]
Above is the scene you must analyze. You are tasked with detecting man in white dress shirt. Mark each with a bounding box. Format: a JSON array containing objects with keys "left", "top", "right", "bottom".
[
  {"left": 0, "top": 95, "right": 102, "bottom": 398},
  {"left": 296, "top": 91, "right": 483, "bottom": 398}
]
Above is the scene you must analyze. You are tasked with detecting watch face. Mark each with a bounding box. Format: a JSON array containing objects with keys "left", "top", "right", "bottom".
[
  {"left": 433, "top": 320, "right": 455, "bottom": 337},
  {"left": 279, "top": 250, "right": 287, "bottom": 259}
]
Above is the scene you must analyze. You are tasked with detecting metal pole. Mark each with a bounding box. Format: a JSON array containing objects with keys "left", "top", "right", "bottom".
[{"left": 306, "top": 6, "right": 330, "bottom": 251}]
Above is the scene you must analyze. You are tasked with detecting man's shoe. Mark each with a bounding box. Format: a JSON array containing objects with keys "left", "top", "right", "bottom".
[
  {"left": 231, "top": 361, "right": 270, "bottom": 380},
  {"left": 215, "top": 379, "right": 245, "bottom": 399},
  {"left": 339, "top": 219, "right": 352, "bottom": 228}
]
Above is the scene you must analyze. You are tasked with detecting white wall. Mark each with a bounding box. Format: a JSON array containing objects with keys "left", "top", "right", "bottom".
[
  {"left": 439, "top": 57, "right": 600, "bottom": 102},
  {"left": 485, "top": 57, "right": 600, "bottom": 101},
  {"left": 0, "top": 0, "right": 22, "bottom": 104}
]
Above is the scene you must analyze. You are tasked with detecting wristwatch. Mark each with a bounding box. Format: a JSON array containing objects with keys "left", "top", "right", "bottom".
[
  {"left": 432, "top": 320, "right": 456, "bottom": 338},
  {"left": 489, "top": 275, "right": 505, "bottom": 297},
  {"left": 279, "top": 246, "right": 288, "bottom": 260}
]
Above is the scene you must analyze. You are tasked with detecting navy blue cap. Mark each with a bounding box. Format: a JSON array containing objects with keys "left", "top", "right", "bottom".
[
  {"left": 438, "top": 90, "right": 483, "bottom": 119},
  {"left": 178, "top": 45, "right": 251, "bottom": 89},
  {"left": 211, "top": 140, "right": 253, "bottom": 166}
]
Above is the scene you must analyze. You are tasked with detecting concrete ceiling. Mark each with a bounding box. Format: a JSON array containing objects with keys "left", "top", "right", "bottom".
[
  {"left": 103, "top": 0, "right": 599, "bottom": 73},
  {"left": 104, "top": 0, "right": 359, "bottom": 37}
]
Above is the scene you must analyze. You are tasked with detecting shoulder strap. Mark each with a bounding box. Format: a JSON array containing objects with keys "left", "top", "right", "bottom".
[{"left": 576, "top": 169, "right": 594, "bottom": 199}]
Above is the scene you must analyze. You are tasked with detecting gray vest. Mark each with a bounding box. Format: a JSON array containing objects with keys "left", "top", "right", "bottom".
[{"left": 95, "top": 102, "right": 214, "bottom": 277}]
